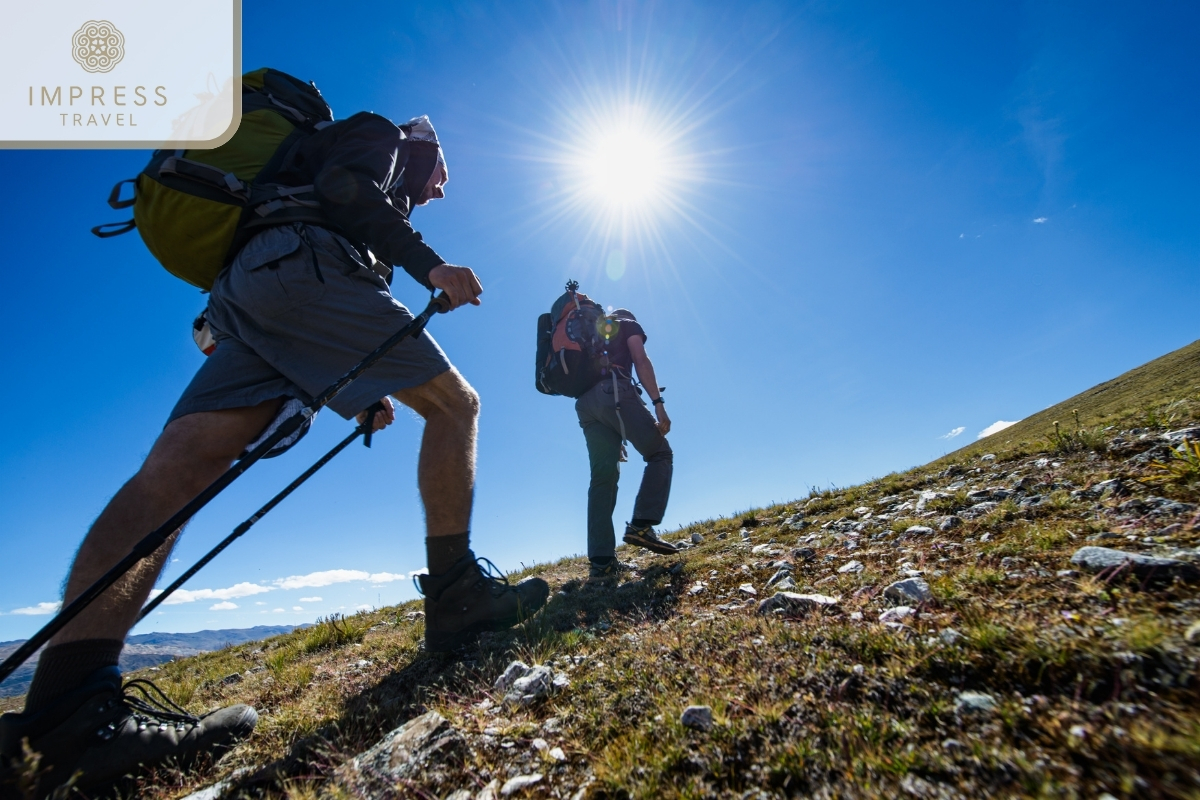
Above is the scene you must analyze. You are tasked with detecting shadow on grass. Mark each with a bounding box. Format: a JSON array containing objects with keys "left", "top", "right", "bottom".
[{"left": 236, "top": 558, "right": 685, "bottom": 794}]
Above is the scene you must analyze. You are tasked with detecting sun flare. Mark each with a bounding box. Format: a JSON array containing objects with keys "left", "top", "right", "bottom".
[{"left": 582, "top": 123, "right": 668, "bottom": 209}]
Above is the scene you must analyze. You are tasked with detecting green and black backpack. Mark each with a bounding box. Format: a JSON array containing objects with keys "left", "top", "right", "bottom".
[{"left": 93, "top": 68, "right": 335, "bottom": 291}]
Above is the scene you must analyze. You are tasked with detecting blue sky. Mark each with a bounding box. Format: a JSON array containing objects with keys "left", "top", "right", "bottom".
[{"left": 1, "top": 1, "right": 1197, "bottom": 639}]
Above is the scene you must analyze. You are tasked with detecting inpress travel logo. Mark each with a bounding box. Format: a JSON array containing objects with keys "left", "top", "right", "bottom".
[
  {"left": 71, "top": 21, "right": 126, "bottom": 74},
  {"left": 0, "top": 1, "right": 242, "bottom": 148}
]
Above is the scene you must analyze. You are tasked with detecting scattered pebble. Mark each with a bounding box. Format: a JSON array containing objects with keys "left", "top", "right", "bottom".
[
  {"left": 955, "top": 691, "right": 997, "bottom": 715},
  {"left": 680, "top": 705, "right": 714, "bottom": 731},
  {"left": 500, "top": 774, "right": 543, "bottom": 795},
  {"left": 883, "top": 577, "right": 932, "bottom": 605},
  {"left": 738, "top": 583, "right": 758, "bottom": 596},
  {"left": 838, "top": 560, "right": 864, "bottom": 574},
  {"left": 878, "top": 606, "right": 914, "bottom": 623}
]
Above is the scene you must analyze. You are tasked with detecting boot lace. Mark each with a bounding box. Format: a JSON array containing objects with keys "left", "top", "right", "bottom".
[
  {"left": 473, "top": 557, "right": 515, "bottom": 597},
  {"left": 96, "top": 679, "right": 201, "bottom": 741}
]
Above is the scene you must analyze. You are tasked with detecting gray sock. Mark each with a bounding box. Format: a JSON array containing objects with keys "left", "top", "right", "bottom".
[{"left": 24, "top": 639, "right": 123, "bottom": 714}]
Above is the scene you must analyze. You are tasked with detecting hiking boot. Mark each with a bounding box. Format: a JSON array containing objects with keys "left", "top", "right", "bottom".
[
  {"left": 623, "top": 523, "right": 679, "bottom": 555},
  {"left": 586, "top": 558, "right": 633, "bottom": 586},
  {"left": 0, "top": 667, "right": 256, "bottom": 798},
  {"left": 417, "top": 551, "right": 550, "bottom": 652}
]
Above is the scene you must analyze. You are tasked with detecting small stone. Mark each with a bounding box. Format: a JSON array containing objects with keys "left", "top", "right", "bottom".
[
  {"left": 548, "top": 746, "right": 566, "bottom": 761},
  {"left": 938, "top": 516, "right": 962, "bottom": 531},
  {"left": 939, "top": 628, "right": 964, "bottom": 645},
  {"left": 851, "top": 664, "right": 864, "bottom": 675},
  {"left": 531, "top": 737, "right": 548, "bottom": 752},
  {"left": 766, "top": 567, "right": 794, "bottom": 587},
  {"left": 1056, "top": 569, "right": 1080, "bottom": 579},
  {"left": 792, "top": 547, "right": 816, "bottom": 562},
  {"left": 740, "top": 529, "right": 752, "bottom": 541},
  {"left": 444, "top": 791, "right": 473, "bottom": 800},
  {"left": 218, "top": 672, "right": 243, "bottom": 686},
  {"left": 955, "top": 691, "right": 997, "bottom": 715},
  {"left": 838, "top": 560, "right": 864, "bottom": 574},
  {"left": 849, "top": 611, "right": 863, "bottom": 621},
  {"left": 500, "top": 774, "right": 543, "bottom": 795},
  {"left": 738, "top": 583, "right": 758, "bottom": 596},
  {"left": 1069, "top": 546, "right": 1200, "bottom": 582},
  {"left": 716, "top": 532, "right": 727, "bottom": 540},
  {"left": 757, "top": 592, "right": 840, "bottom": 616},
  {"left": 1067, "top": 724, "right": 1088, "bottom": 739},
  {"left": 941, "top": 738, "right": 964, "bottom": 752},
  {"left": 981, "top": 453, "right": 996, "bottom": 461},
  {"left": 334, "top": 711, "right": 465, "bottom": 795},
  {"left": 690, "top": 532, "right": 704, "bottom": 544},
  {"left": 883, "top": 577, "right": 932, "bottom": 605},
  {"left": 904, "top": 525, "right": 934, "bottom": 537},
  {"left": 854, "top": 506, "right": 872, "bottom": 517},
  {"left": 1185, "top": 621, "right": 1200, "bottom": 644},
  {"left": 680, "top": 705, "right": 714, "bottom": 731},
  {"left": 477, "top": 779, "right": 501, "bottom": 800},
  {"left": 878, "top": 606, "right": 913, "bottom": 623},
  {"left": 773, "top": 576, "right": 797, "bottom": 591},
  {"left": 495, "top": 661, "right": 531, "bottom": 692}
]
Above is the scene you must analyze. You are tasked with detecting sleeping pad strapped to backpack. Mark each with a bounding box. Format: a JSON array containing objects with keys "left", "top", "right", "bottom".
[
  {"left": 92, "top": 68, "right": 336, "bottom": 291},
  {"left": 536, "top": 280, "right": 623, "bottom": 398}
]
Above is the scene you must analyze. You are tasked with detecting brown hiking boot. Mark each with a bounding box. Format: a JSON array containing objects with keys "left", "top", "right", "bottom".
[
  {"left": 417, "top": 552, "right": 550, "bottom": 652},
  {"left": 0, "top": 667, "right": 256, "bottom": 798},
  {"left": 586, "top": 558, "right": 633, "bottom": 587}
]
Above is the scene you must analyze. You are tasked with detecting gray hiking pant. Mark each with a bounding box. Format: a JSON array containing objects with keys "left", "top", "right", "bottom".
[{"left": 575, "top": 375, "right": 673, "bottom": 560}]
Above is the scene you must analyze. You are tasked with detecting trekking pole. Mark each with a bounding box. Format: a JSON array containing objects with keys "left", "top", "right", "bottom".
[
  {"left": 0, "top": 295, "right": 450, "bottom": 683},
  {"left": 136, "top": 402, "right": 385, "bottom": 621}
]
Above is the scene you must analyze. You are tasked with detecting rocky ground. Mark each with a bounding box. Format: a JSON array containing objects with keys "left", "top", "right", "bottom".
[{"left": 6, "top": 413, "right": 1199, "bottom": 799}]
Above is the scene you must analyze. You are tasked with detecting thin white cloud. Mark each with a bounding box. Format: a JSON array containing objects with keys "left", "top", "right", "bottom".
[
  {"left": 148, "top": 581, "right": 273, "bottom": 606},
  {"left": 273, "top": 608, "right": 285, "bottom": 613},
  {"left": 293, "top": 606, "right": 304, "bottom": 611},
  {"left": 940, "top": 427, "right": 965, "bottom": 440},
  {"left": 355, "top": 604, "right": 373, "bottom": 612},
  {"left": 275, "top": 569, "right": 371, "bottom": 589},
  {"left": 1033, "top": 217, "right": 1048, "bottom": 223},
  {"left": 210, "top": 601, "right": 238, "bottom": 610},
  {"left": 274, "top": 568, "right": 419, "bottom": 589},
  {"left": 978, "top": 420, "right": 1020, "bottom": 439},
  {"left": 298, "top": 596, "right": 322, "bottom": 603},
  {"left": 10, "top": 601, "right": 60, "bottom": 616}
]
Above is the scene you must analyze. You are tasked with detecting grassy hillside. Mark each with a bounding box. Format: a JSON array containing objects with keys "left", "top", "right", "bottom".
[
  {"left": 947, "top": 337, "right": 1200, "bottom": 461},
  {"left": 4, "top": 344, "right": 1200, "bottom": 799}
]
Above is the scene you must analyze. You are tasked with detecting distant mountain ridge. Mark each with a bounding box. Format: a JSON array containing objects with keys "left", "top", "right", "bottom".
[{"left": 0, "top": 625, "right": 301, "bottom": 698}]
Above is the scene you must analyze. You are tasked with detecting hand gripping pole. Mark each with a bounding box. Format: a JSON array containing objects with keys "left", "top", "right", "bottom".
[{"left": 0, "top": 296, "right": 450, "bottom": 683}]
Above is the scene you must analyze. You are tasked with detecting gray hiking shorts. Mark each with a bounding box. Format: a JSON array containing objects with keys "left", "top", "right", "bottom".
[{"left": 169, "top": 223, "right": 451, "bottom": 423}]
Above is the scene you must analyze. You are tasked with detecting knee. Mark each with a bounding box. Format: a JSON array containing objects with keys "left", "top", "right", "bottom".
[{"left": 645, "top": 440, "right": 673, "bottom": 464}]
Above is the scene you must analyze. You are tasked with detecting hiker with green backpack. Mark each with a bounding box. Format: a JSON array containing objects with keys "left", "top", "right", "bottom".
[
  {"left": 536, "top": 282, "right": 678, "bottom": 583},
  {"left": 0, "top": 69, "right": 548, "bottom": 797}
]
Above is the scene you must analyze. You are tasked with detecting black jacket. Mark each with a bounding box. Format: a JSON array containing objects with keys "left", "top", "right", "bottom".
[{"left": 277, "top": 112, "right": 445, "bottom": 289}]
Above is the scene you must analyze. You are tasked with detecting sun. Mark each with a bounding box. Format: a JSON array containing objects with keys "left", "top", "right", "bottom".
[{"left": 581, "top": 121, "right": 669, "bottom": 209}]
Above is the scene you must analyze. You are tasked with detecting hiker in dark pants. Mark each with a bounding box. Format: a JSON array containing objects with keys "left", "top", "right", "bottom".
[
  {"left": 578, "top": 307, "right": 678, "bottom": 582},
  {"left": 0, "top": 113, "right": 548, "bottom": 796}
]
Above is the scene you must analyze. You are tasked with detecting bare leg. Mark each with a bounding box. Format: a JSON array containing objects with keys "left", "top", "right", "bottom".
[
  {"left": 52, "top": 400, "right": 282, "bottom": 646},
  {"left": 392, "top": 369, "right": 480, "bottom": 537}
]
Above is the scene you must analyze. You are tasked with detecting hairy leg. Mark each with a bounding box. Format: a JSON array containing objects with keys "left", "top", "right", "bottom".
[
  {"left": 393, "top": 369, "right": 480, "bottom": 536},
  {"left": 52, "top": 400, "right": 282, "bottom": 645}
]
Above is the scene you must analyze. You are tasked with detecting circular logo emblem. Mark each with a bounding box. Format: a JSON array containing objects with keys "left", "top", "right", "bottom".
[{"left": 72, "top": 21, "right": 125, "bottom": 74}]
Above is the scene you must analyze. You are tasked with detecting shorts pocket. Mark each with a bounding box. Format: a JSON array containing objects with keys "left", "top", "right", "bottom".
[{"left": 230, "top": 226, "right": 326, "bottom": 318}]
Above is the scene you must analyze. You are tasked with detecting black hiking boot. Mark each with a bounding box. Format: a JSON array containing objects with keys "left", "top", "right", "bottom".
[
  {"left": 586, "top": 558, "right": 633, "bottom": 586},
  {"left": 417, "top": 551, "right": 550, "bottom": 652},
  {"left": 623, "top": 523, "right": 679, "bottom": 555},
  {"left": 0, "top": 667, "right": 256, "bottom": 798}
]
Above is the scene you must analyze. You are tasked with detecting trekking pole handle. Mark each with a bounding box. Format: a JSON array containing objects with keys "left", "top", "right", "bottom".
[{"left": 431, "top": 292, "right": 452, "bottom": 314}]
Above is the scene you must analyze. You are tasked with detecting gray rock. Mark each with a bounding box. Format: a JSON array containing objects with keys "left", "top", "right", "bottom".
[
  {"left": 980, "top": 453, "right": 996, "bottom": 461},
  {"left": 884, "top": 577, "right": 932, "bottom": 605},
  {"left": 680, "top": 705, "right": 714, "bottom": 731},
  {"left": 915, "top": 491, "right": 947, "bottom": 512},
  {"left": 938, "top": 516, "right": 962, "bottom": 531},
  {"left": 335, "top": 711, "right": 464, "bottom": 797},
  {"left": 500, "top": 774, "right": 543, "bottom": 796},
  {"left": 1069, "top": 546, "right": 1200, "bottom": 582},
  {"left": 939, "top": 628, "right": 964, "bottom": 645},
  {"left": 837, "top": 560, "right": 864, "bottom": 574},
  {"left": 1056, "top": 569, "right": 1080, "bottom": 578},
  {"left": 792, "top": 547, "right": 817, "bottom": 562},
  {"left": 878, "top": 606, "right": 913, "bottom": 624},
  {"left": 1163, "top": 426, "right": 1200, "bottom": 444},
  {"left": 904, "top": 525, "right": 935, "bottom": 537},
  {"left": 495, "top": 661, "right": 569, "bottom": 707},
  {"left": 443, "top": 792, "right": 473, "bottom": 800},
  {"left": 774, "top": 576, "right": 797, "bottom": 592},
  {"left": 766, "top": 566, "right": 794, "bottom": 587},
  {"left": 955, "top": 691, "right": 997, "bottom": 715},
  {"left": 691, "top": 532, "right": 704, "bottom": 544},
  {"left": 218, "top": 672, "right": 242, "bottom": 686},
  {"left": 757, "top": 592, "right": 840, "bottom": 616},
  {"left": 960, "top": 502, "right": 998, "bottom": 519}
]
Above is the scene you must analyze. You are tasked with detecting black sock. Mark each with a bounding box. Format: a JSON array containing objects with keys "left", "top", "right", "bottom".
[
  {"left": 426, "top": 532, "right": 471, "bottom": 575},
  {"left": 630, "top": 518, "right": 657, "bottom": 530},
  {"left": 24, "top": 639, "right": 123, "bottom": 714}
]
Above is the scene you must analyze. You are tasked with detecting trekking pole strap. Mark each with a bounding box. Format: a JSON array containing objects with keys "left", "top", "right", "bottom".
[{"left": 0, "top": 294, "right": 450, "bottom": 684}]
